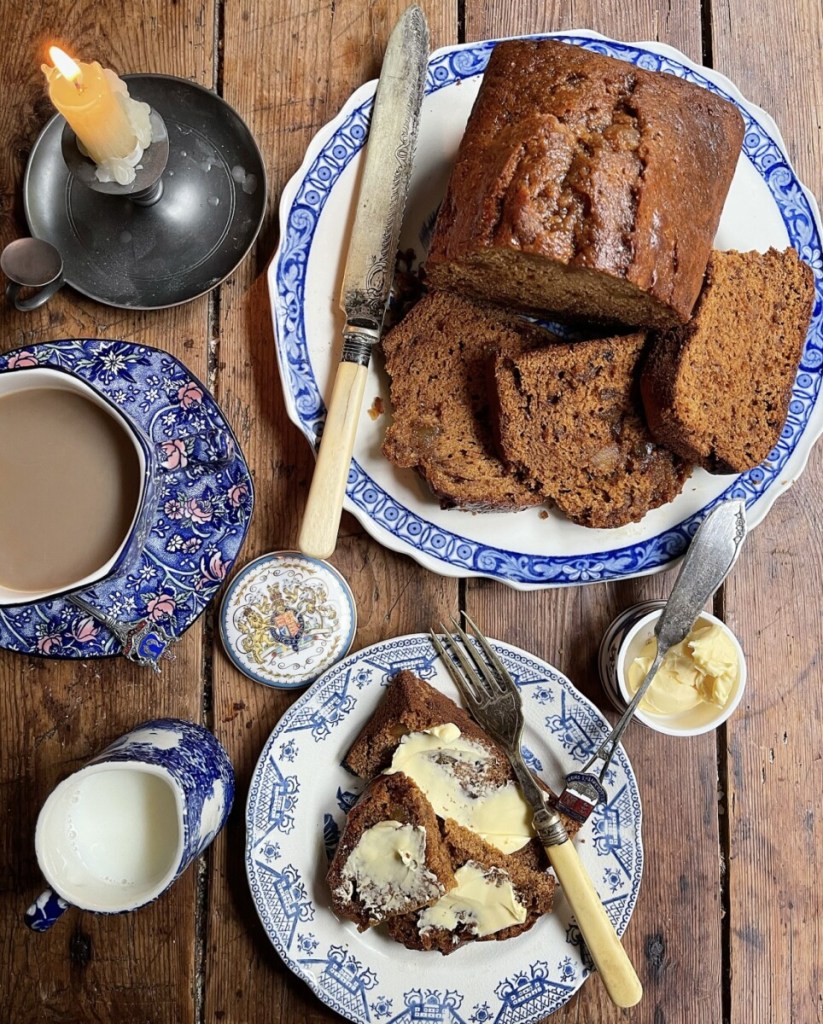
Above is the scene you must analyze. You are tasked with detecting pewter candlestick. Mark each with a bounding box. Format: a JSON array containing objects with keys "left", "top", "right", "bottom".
[{"left": 21, "top": 74, "right": 265, "bottom": 309}]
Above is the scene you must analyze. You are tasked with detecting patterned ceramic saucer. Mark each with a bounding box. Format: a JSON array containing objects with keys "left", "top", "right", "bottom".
[
  {"left": 0, "top": 339, "right": 254, "bottom": 660},
  {"left": 220, "top": 551, "right": 356, "bottom": 688}
]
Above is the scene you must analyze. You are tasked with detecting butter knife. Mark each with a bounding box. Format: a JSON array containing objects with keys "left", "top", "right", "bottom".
[
  {"left": 298, "top": 5, "right": 429, "bottom": 559},
  {"left": 556, "top": 498, "right": 748, "bottom": 823}
]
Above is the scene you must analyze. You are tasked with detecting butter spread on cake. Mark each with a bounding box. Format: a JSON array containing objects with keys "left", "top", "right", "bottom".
[
  {"left": 386, "top": 818, "right": 556, "bottom": 954},
  {"left": 334, "top": 821, "right": 444, "bottom": 918},
  {"left": 384, "top": 723, "right": 534, "bottom": 854},
  {"left": 416, "top": 861, "right": 527, "bottom": 939},
  {"left": 326, "top": 772, "right": 456, "bottom": 930}
]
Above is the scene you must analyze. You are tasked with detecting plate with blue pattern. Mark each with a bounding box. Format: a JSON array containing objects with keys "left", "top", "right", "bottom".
[
  {"left": 246, "top": 633, "right": 643, "bottom": 1023},
  {"left": 269, "top": 29, "right": 823, "bottom": 588},
  {"left": 0, "top": 340, "right": 253, "bottom": 659}
]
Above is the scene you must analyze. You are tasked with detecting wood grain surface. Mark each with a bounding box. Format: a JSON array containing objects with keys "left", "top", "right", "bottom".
[{"left": 0, "top": 1, "right": 820, "bottom": 1022}]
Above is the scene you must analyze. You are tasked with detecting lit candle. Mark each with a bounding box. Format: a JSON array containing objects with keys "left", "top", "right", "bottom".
[{"left": 42, "top": 46, "right": 152, "bottom": 185}]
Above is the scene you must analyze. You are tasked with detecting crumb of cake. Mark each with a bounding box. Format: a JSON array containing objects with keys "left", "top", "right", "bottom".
[{"left": 368, "top": 396, "right": 384, "bottom": 420}]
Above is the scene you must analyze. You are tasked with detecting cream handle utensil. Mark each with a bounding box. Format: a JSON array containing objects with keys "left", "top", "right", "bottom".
[
  {"left": 434, "top": 619, "right": 643, "bottom": 1010},
  {"left": 535, "top": 807, "right": 643, "bottom": 1008},
  {"left": 298, "top": 359, "right": 368, "bottom": 558}
]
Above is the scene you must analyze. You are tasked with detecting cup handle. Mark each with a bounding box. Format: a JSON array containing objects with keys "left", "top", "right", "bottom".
[
  {"left": 24, "top": 887, "right": 70, "bottom": 931},
  {"left": 5, "top": 275, "right": 64, "bottom": 312}
]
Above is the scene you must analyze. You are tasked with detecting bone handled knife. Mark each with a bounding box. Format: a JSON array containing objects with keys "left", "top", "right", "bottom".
[{"left": 298, "top": 5, "right": 429, "bottom": 559}]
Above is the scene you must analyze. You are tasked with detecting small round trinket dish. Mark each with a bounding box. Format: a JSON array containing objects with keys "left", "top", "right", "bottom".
[{"left": 219, "top": 551, "right": 356, "bottom": 689}]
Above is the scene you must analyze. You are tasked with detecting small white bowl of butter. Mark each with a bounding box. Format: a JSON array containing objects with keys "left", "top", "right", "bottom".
[{"left": 615, "top": 609, "right": 746, "bottom": 736}]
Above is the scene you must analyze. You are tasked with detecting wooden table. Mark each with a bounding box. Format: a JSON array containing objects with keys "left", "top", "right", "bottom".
[{"left": 1, "top": 1, "right": 821, "bottom": 1021}]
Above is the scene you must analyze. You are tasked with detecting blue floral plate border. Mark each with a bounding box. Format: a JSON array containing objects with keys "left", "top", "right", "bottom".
[
  {"left": 246, "top": 633, "right": 642, "bottom": 1023},
  {"left": 0, "top": 340, "right": 254, "bottom": 658},
  {"left": 268, "top": 30, "right": 823, "bottom": 588}
]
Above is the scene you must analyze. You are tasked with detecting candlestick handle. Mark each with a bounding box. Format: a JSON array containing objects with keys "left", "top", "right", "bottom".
[{"left": 1, "top": 239, "right": 64, "bottom": 311}]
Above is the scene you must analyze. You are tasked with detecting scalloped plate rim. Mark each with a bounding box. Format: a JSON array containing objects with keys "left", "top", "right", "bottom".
[
  {"left": 245, "top": 631, "right": 643, "bottom": 1023},
  {"left": 268, "top": 29, "right": 823, "bottom": 588}
]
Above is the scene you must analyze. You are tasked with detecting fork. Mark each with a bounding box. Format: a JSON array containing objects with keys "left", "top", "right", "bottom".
[{"left": 431, "top": 614, "right": 642, "bottom": 1010}]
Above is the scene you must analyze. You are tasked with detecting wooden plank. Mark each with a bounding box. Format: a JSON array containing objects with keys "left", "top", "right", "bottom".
[
  {"left": 205, "top": 2, "right": 458, "bottom": 1022},
  {"left": 0, "top": 2, "right": 214, "bottom": 1022},
  {"left": 461, "top": 4, "right": 725, "bottom": 1023},
  {"left": 710, "top": 2, "right": 823, "bottom": 1021}
]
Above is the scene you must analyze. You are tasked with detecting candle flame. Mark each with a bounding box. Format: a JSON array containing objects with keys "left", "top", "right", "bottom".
[{"left": 48, "top": 46, "right": 82, "bottom": 83}]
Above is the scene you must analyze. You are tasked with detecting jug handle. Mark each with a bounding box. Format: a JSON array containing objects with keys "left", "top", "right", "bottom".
[{"left": 24, "top": 888, "right": 69, "bottom": 931}]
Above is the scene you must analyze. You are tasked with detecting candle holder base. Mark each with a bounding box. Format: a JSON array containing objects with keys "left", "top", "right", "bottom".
[
  {"left": 23, "top": 74, "right": 266, "bottom": 309},
  {"left": 60, "top": 108, "right": 170, "bottom": 204}
]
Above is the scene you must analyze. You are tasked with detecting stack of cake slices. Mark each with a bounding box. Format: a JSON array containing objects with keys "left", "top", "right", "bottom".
[
  {"left": 380, "top": 39, "right": 815, "bottom": 529},
  {"left": 327, "top": 671, "right": 577, "bottom": 953}
]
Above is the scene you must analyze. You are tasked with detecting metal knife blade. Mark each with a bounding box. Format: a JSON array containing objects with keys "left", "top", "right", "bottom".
[{"left": 340, "top": 4, "right": 429, "bottom": 360}]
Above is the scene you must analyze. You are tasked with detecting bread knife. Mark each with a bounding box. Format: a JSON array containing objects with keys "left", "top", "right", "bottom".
[{"left": 298, "top": 6, "right": 429, "bottom": 559}]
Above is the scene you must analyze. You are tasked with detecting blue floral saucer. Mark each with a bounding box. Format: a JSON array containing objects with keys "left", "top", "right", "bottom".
[
  {"left": 246, "top": 633, "right": 643, "bottom": 1023},
  {"left": 0, "top": 340, "right": 254, "bottom": 660}
]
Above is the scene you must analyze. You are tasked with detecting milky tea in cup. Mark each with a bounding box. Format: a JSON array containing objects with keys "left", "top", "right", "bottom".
[
  {"left": 26, "top": 719, "right": 234, "bottom": 931},
  {"left": 0, "top": 367, "right": 146, "bottom": 605}
]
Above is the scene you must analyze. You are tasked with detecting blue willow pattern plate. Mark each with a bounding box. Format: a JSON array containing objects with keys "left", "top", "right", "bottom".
[
  {"left": 246, "top": 634, "right": 643, "bottom": 1024},
  {"left": 269, "top": 30, "right": 823, "bottom": 588},
  {"left": 0, "top": 340, "right": 253, "bottom": 658}
]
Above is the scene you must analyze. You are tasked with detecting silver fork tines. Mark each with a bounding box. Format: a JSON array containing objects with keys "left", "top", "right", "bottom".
[
  {"left": 433, "top": 616, "right": 497, "bottom": 701},
  {"left": 430, "top": 613, "right": 523, "bottom": 753}
]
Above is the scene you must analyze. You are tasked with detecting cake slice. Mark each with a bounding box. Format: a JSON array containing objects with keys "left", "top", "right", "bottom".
[
  {"left": 327, "top": 772, "right": 456, "bottom": 931},
  {"left": 386, "top": 818, "right": 556, "bottom": 954},
  {"left": 640, "top": 248, "right": 815, "bottom": 473},
  {"left": 344, "top": 668, "right": 507, "bottom": 781},
  {"left": 494, "top": 332, "right": 689, "bottom": 528},
  {"left": 381, "top": 290, "right": 556, "bottom": 511},
  {"left": 344, "top": 671, "right": 581, "bottom": 859}
]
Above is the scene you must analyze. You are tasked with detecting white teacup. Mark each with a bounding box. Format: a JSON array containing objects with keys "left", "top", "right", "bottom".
[
  {"left": 25, "top": 718, "right": 234, "bottom": 930},
  {"left": 0, "top": 365, "right": 157, "bottom": 607}
]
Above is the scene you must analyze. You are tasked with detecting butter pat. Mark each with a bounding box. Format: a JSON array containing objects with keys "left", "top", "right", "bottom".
[
  {"left": 336, "top": 820, "right": 443, "bottom": 915},
  {"left": 384, "top": 724, "right": 533, "bottom": 854},
  {"left": 417, "top": 861, "right": 527, "bottom": 938},
  {"left": 627, "top": 621, "right": 739, "bottom": 716}
]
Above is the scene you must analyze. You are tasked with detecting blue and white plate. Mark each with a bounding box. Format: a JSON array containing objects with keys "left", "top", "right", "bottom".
[
  {"left": 246, "top": 633, "right": 643, "bottom": 1023},
  {"left": 0, "top": 340, "right": 253, "bottom": 658},
  {"left": 269, "top": 30, "right": 823, "bottom": 588}
]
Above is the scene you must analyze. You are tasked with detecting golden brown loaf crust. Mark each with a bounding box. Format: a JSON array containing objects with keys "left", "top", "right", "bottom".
[
  {"left": 381, "top": 290, "right": 554, "bottom": 511},
  {"left": 494, "top": 332, "right": 689, "bottom": 528},
  {"left": 426, "top": 39, "right": 745, "bottom": 329},
  {"left": 326, "top": 772, "right": 456, "bottom": 930},
  {"left": 385, "top": 818, "right": 556, "bottom": 954},
  {"left": 640, "top": 248, "right": 815, "bottom": 473}
]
